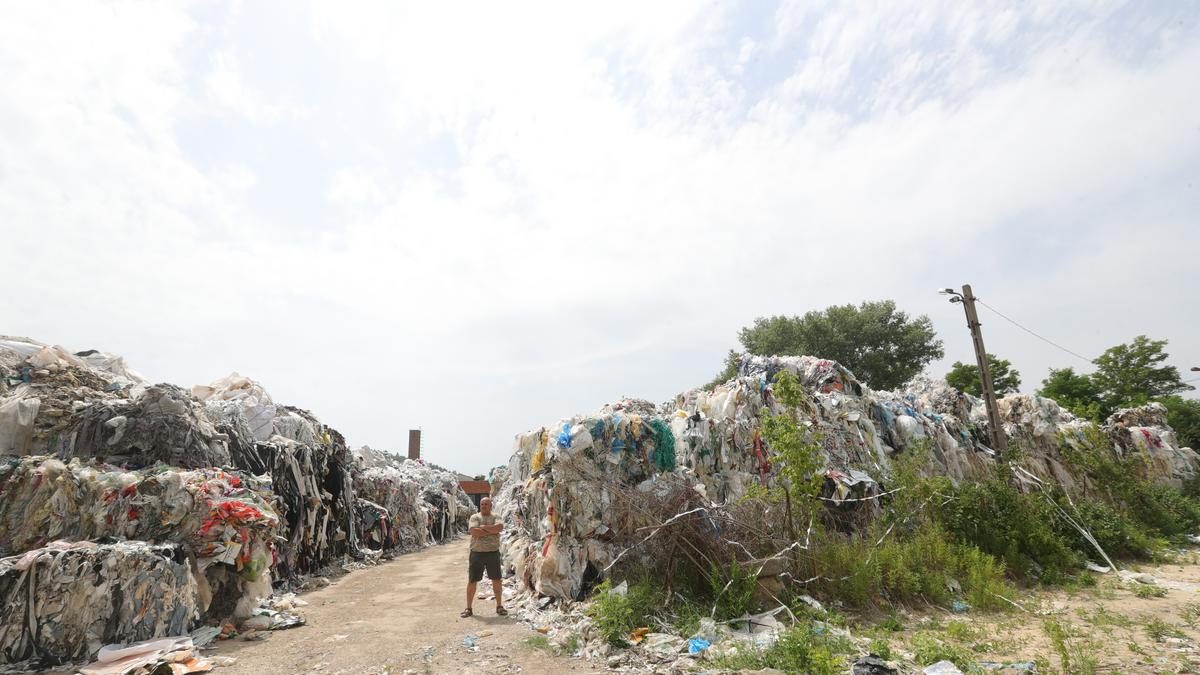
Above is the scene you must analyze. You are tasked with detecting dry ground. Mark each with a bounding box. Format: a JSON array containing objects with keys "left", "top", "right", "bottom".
[
  {"left": 865, "top": 551, "right": 1200, "bottom": 673},
  {"left": 210, "top": 540, "right": 599, "bottom": 675}
]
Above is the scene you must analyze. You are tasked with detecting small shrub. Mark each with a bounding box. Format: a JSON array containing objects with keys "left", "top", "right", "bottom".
[
  {"left": 712, "top": 624, "right": 841, "bottom": 675},
  {"left": 710, "top": 559, "right": 759, "bottom": 621},
  {"left": 880, "top": 613, "right": 904, "bottom": 632},
  {"left": 1144, "top": 617, "right": 1185, "bottom": 641},
  {"left": 668, "top": 597, "right": 704, "bottom": 638},
  {"left": 1131, "top": 583, "right": 1167, "bottom": 599},
  {"left": 1182, "top": 603, "right": 1200, "bottom": 628},
  {"left": 944, "top": 620, "right": 982, "bottom": 643},
  {"left": 1081, "top": 605, "right": 1134, "bottom": 628},
  {"left": 523, "top": 635, "right": 551, "bottom": 651},
  {"left": 868, "top": 638, "right": 893, "bottom": 660},
  {"left": 910, "top": 633, "right": 975, "bottom": 670},
  {"left": 586, "top": 579, "right": 661, "bottom": 646},
  {"left": 560, "top": 634, "right": 580, "bottom": 655},
  {"left": 1044, "top": 619, "right": 1098, "bottom": 675}
]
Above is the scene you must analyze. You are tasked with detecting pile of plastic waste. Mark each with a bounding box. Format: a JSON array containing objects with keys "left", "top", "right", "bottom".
[
  {"left": 497, "top": 354, "right": 1200, "bottom": 600},
  {"left": 0, "top": 338, "right": 145, "bottom": 457},
  {"left": 351, "top": 446, "right": 474, "bottom": 549},
  {"left": 0, "top": 336, "right": 476, "bottom": 667},
  {"left": 0, "top": 540, "right": 197, "bottom": 667}
]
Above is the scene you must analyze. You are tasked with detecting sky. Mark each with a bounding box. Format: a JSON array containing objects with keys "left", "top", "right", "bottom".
[{"left": 2, "top": 1, "right": 1198, "bottom": 474}]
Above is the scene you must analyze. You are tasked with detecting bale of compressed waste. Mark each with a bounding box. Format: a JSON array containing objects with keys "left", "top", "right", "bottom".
[
  {"left": 357, "top": 498, "right": 396, "bottom": 551},
  {"left": 0, "top": 457, "right": 278, "bottom": 620},
  {"left": 269, "top": 430, "right": 361, "bottom": 579},
  {"left": 354, "top": 466, "right": 428, "bottom": 550},
  {"left": 351, "top": 446, "right": 474, "bottom": 549},
  {"left": 1, "top": 337, "right": 138, "bottom": 457},
  {"left": 0, "top": 540, "right": 197, "bottom": 667},
  {"left": 68, "top": 384, "right": 232, "bottom": 469}
]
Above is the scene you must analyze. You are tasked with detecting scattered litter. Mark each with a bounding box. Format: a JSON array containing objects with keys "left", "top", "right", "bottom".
[
  {"left": 687, "top": 637, "right": 711, "bottom": 654},
  {"left": 1085, "top": 561, "right": 1111, "bottom": 573},
  {"left": 924, "top": 661, "right": 965, "bottom": 675},
  {"left": 463, "top": 635, "right": 478, "bottom": 652},
  {"left": 951, "top": 600, "right": 971, "bottom": 614},
  {"left": 853, "top": 654, "right": 899, "bottom": 675},
  {"left": 245, "top": 608, "right": 305, "bottom": 631},
  {"left": 77, "top": 637, "right": 210, "bottom": 675},
  {"left": 628, "top": 627, "right": 650, "bottom": 645},
  {"left": 795, "top": 594, "right": 824, "bottom": 612},
  {"left": 1119, "top": 571, "right": 1158, "bottom": 585},
  {"left": 638, "top": 633, "right": 685, "bottom": 661},
  {"left": 189, "top": 626, "right": 222, "bottom": 649},
  {"left": 977, "top": 662, "right": 1036, "bottom": 672}
]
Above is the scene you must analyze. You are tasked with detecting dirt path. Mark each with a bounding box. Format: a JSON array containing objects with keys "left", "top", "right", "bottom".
[{"left": 211, "top": 540, "right": 601, "bottom": 675}]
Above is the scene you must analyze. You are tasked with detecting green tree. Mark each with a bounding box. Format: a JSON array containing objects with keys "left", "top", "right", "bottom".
[
  {"left": 708, "top": 300, "right": 944, "bottom": 390},
  {"left": 945, "top": 353, "right": 1021, "bottom": 396},
  {"left": 1038, "top": 367, "right": 1104, "bottom": 421},
  {"left": 1091, "top": 335, "right": 1192, "bottom": 407},
  {"left": 706, "top": 349, "right": 743, "bottom": 389},
  {"left": 1159, "top": 395, "right": 1200, "bottom": 450},
  {"left": 1038, "top": 336, "right": 1193, "bottom": 421}
]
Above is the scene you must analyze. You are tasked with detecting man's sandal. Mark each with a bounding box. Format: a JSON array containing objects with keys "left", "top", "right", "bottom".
[
  {"left": 495, "top": 606, "right": 508, "bottom": 616},
  {"left": 460, "top": 608, "right": 473, "bottom": 618}
]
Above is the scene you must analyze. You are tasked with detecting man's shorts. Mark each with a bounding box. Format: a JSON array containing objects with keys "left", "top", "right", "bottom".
[{"left": 469, "top": 550, "right": 502, "bottom": 582}]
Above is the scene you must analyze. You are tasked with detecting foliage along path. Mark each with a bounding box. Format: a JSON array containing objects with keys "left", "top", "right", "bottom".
[{"left": 212, "top": 539, "right": 601, "bottom": 675}]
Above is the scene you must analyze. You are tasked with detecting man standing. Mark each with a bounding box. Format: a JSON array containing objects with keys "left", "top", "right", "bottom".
[{"left": 462, "top": 497, "right": 506, "bottom": 617}]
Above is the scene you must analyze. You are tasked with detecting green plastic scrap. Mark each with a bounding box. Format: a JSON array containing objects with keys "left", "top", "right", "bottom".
[{"left": 647, "top": 419, "right": 676, "bottom": 472}]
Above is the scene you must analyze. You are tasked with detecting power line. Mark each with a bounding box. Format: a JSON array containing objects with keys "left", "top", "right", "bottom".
[{"left": 974, "top": 299, "right": 1094, "bottom": 365}]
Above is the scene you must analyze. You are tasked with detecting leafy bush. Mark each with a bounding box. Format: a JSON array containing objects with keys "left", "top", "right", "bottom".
[
  {"left": 586, "top": 579, "right": 662, "bottom": 646},
  {"left": 938, "top": 478, "right": 1080, "bottom": 583},
  {"left": 1061, "top": 429, "right": 1200, "bottom": 545},
  {"left": 1059, "top": 498, "right": 1161, "bottom": 559},
  {"left": 811, "top": 524, "right": 1013, "bottom": 610}
]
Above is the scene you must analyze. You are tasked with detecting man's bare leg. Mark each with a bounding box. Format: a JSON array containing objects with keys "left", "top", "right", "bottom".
[
  {"left": 466, "top": 581, "right": 477, "bottom": 612},
  {"left": 491, "top": 578, "right": 504, "bottom": 610}
]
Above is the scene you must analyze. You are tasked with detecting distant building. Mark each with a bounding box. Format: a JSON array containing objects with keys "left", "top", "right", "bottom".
[{"left": 456, "top": 472, "right": 491, "bottom": 508}]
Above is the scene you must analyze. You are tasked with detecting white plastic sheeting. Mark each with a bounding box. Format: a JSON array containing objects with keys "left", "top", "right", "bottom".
[{"left": 191, "top": 373, "right": 276, "bottom": 442}]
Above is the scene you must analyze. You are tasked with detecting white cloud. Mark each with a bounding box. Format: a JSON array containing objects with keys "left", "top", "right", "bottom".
[
  {"left": 204, "top": 49, "right": 307, "bottom": 123},
  {"left": 1, "top": 1, "right": 1197, "bottom": 472}
]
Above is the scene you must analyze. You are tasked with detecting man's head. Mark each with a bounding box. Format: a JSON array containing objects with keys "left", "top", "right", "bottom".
[{"left": 480, "top": 497, "right": 493, "bottom": 515}]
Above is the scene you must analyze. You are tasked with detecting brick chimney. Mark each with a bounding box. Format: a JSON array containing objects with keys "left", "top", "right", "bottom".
[{"left": 407, "top": 429, "right": 421, "bottom": 460}]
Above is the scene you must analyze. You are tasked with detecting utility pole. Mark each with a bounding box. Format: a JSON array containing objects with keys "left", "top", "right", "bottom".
[{"left": 941, "top": 285, "right": 1009, "bottom": 458}]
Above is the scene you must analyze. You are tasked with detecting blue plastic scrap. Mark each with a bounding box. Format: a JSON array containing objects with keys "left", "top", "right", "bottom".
[{"left": 688, "top": 637, "right": 711, "bottom": 654}]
